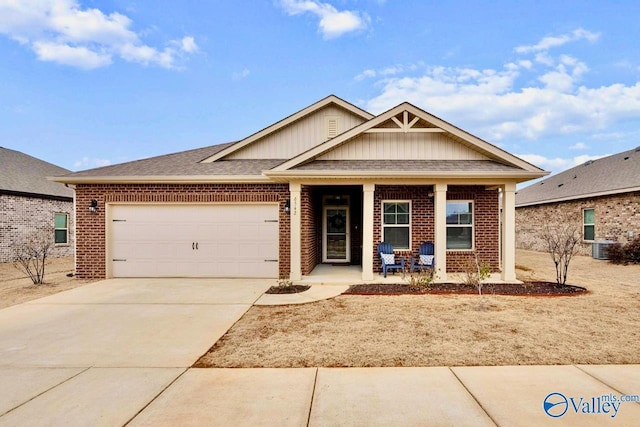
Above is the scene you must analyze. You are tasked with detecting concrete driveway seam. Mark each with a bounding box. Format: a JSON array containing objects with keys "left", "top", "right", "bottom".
[
  {"left": 448, "top": 367, "right": 499, "bottom": 427},
  {"left": 305, "top": 368, "right": 320, "bottom": 427},
  {"left": 123, "top": 367, "right": 189, "bottom": 426},
  {"left": 0, "top": 366, "right": 91, "bottom": 417}
]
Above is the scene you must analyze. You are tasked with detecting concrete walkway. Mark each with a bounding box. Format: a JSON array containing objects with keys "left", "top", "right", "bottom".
[
  {"left": 254, "top": 285, "right": 349, "bottom": 305},
  {"left": 1, "top": 280, "right": 640, "bottom": 425}
]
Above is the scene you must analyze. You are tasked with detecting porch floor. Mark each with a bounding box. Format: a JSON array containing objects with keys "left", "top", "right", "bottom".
[{"left": 297, "top": 265, "right": 521, "bottom": 285}]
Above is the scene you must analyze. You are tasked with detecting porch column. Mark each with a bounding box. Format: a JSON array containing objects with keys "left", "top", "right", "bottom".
[
  {"left": 289, "top": 182, "right": 302, "bottom": 281},
  {"left": 434, "top": 183, "right": 447, "bottom": 281},
  {"left": 501, "top": 182, "right": 517, "bottom": 282},
  {"left": 362, "top": 183, "right": 375, "bottom": 281}
]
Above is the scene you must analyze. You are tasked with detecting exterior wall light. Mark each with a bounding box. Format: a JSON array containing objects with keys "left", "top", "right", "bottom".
[
  {"left": 89, "top": 199, "right": 98, "bottom": 214},
  {"left": 284, "top": 199, "right": 291, "bottom": 213}
]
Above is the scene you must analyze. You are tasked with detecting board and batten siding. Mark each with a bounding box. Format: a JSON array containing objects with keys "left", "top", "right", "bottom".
[
  {"left": 317, "top": 132, "right": 490, "bottom": 161},
  {"left": 227, "top": 105, "right": 367, "bottom": 159}
]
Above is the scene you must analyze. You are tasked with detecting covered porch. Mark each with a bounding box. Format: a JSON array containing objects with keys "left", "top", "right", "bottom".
[{"left": 288, "top": 181, "right": 518, "bottom": 284}]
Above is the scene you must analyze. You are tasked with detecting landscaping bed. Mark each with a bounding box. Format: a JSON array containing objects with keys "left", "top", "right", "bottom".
[
  {"left": 344, "top": 282, "right": 587, "bottom": 296},
  {"left": 266, "top": 285, "right": 311, "bottom": 294}
]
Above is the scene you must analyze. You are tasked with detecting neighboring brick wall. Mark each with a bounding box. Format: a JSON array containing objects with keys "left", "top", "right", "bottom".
[
  {"left": 0, "top": 194, "right": 74, "bottom": 262},
  {"left": 74, "top": 183, "right": 289, "bottom": 279},
  {"left": 372, "top": 185, "right": 500, "bottom": 275},
  {"left": 516, "top": 192, "right": 640, "bottom": 256}
]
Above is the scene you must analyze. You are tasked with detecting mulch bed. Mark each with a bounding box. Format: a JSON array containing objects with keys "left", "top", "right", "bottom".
[
  {"left": 266, "top": 285, "right": 311, "bottom": 294},
  {"left": 344, "top": 282, "right": 587, "bottom": 296}
]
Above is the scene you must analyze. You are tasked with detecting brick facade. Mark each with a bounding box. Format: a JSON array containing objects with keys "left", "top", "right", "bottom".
[
  {"left": 372, "top": 185, "right": 500, "bottom": 275},
  {"left": 0, "top": 193, "right": 74, "bottom": 262},
  {"left": 516, "top": 192, "right": 640, "bottom": 256},
  {"left": 74, "top": 183, "right": 289, "bottom": 279}
]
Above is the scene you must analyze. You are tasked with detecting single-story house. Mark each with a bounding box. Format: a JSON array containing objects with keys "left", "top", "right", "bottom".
[
  {"left": 1, "top": 147, "right": 74, "bottom": 262},
  {"left": 516, "top": 147, "right": 640, "bottom": 256},
  {"left": 54, "top": 95, "right": 547, "bottom": 282}
]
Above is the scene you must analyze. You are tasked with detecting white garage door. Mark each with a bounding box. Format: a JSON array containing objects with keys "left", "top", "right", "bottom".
[{"left": 108, "top": 204, "right": 279, "bottom": 278}]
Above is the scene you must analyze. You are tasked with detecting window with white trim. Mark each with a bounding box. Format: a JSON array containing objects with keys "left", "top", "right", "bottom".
[
  {"left": 446, "top": 201, "right": 473, "bottom": 250},
  {"left": 54, "top": 213, "right": 69, "bottom": 244},
  {"left": 382, "top": 201, "right": 411, "bottom": 250},
  {"left": 583, "top": 208, "right": 595, "bottom": 241}
]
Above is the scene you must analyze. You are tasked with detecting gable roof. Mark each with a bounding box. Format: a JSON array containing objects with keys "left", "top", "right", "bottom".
[
  {"left": 266, "top": 102, "right": 546, "bottom": 181},
  {"left": 516, "top": 146, "right": 640, "bottom": 207},
  {"left": 201, "top": 95, "right": 374, "bottom": 163},
  {"left": 0, "top": 147, "right": 73, "bottom": 199},
  {"left": 53, "top": 95, "right": 548, "bottom": 185}
]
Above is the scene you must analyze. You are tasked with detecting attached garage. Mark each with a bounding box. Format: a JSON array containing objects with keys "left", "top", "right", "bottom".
[{"left": 107, "top": 204, "right": 279, "bottom": 278}]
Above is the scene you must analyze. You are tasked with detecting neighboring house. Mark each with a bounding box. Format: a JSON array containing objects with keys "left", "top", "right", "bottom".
[
  {"left": 53, "top": 95, "right": 546, "bottom": 282},
  {"left": 0, "top": 147, "right": 74, "bottom": 262},
  {"left": 515, "top": 147, "right": 640, "bottom": 256}
]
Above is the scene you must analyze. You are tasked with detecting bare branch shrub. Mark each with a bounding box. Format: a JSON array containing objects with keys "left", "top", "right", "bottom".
[
  {"left": 540, "top": 217, "right": 580, "bottom": 285},
  {"left": 11, "top": 229, "right": 54, "bottom": 285},
  {"left": 464, "top": 252, "right": 491, "bottom": 296}
]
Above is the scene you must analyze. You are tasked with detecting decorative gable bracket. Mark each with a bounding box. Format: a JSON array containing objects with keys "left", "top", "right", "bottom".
[{"left": 365, "top": 110, "right": 446, "bottom": 134}]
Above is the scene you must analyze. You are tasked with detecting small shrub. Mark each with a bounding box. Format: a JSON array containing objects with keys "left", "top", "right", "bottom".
[
  {"left": 407, "top": 268, "right": 435, "bottom": 290},
  {"left": 626, "top": 237, "right": 640, "bottom": 264},
  {"left": 606, "top": 243, "right": 627, "bottom": 264},
  {"left": 464, "top": 252, "right": 491, "bottom": 296},
  {"left": 12, "top": 229, "right": 54, "bottom": 285}
]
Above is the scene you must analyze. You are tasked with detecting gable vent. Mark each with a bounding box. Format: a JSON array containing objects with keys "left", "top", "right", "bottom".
[{"left": 326, "top": 116, "right": 339, "bottom": 139}]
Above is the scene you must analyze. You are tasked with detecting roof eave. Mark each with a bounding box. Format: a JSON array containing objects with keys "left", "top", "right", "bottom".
[
  {"left": 50, "top": 175, "right": 272, "bottom": 185},
  {"left": 516, "top": 185, "right": 640, "bottom": 208},
  {"left": 264, "top": 170, "right": 547, "bottom": 181}
]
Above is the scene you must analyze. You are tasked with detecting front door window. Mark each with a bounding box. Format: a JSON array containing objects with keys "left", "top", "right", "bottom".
[{"left": 324, "top": 206, "right": 350, "bottom": 262}]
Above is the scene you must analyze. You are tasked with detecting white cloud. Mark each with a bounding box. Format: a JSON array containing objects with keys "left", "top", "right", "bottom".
[
  {"left": 279, "top": 0, "right": 369, "bottom": 39},
  {"left": 362, "top": 29, "right": 640, "bottom": 142},
  {"left": 517, "top": 153, "right": 608, "bottom": 173},
  {"left": 0, "top": 0, "right": 197, "bottom": 69},
  {"left": 73, "top": 157, "right": 111, "bottom": 169},
  {"left": 569, "top": 142, "right": 587, "bottom": 150},
  {"left": 232, "top": 68, "right": 250, "bottom": 80},
  {"left": 515, "top": 28, "right": 600, "bottom": 54}
]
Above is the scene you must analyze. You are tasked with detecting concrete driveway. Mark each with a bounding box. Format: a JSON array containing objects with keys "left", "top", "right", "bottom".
[{"left": 0, "top": 278, "right": 271, "bottom": 425}]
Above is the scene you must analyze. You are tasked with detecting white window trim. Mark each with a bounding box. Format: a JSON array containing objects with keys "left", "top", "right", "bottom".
[
  {"left": 583, "top": 207, "right": 595, "bottom": 242},
  {"left": 381, "top": 200, "right": 412, "bottom": 251},
  {"left": 54, "top": 212, "right": 69, "bottom": 246},
  {"left": 446, "top": 200, "right": 474, "bottom": 251}
]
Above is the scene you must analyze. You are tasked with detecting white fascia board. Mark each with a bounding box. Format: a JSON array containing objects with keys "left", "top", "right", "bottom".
[{"left": 49, "top": 175, "right": 272, "bottom": 184}]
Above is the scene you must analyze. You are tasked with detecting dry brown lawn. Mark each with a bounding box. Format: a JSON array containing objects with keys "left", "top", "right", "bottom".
[
  {"left": 0, "top": 257, "right": 96, "bottom": 309},
  {"left": 196, "top": 249, "right": 640, "bottom": 368}
]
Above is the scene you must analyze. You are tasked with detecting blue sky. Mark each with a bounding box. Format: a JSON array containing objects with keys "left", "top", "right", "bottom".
[{"left": 2, "top": 0, "right": 640, "bottom": 179}]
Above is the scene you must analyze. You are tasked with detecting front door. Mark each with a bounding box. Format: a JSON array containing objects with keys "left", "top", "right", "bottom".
[{"left": 323, "top": 206, "right": 350, "bottom": 263}]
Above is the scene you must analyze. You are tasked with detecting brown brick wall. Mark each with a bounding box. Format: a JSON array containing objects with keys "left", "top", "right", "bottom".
[
  {"left": 446, "top": 186, "right": 500, "bottom": 273},
  {"left": 372, "top": 185, "right": 500, "bottom": 275},
  {"left": 75, "top": 183, "right": 289, "bottom": 279},
  {"left": 516, "top": 192, "right": 640, "bottom": 256},
  {"left": 300, "top": 186, "right": 321, "bottom": 275}
]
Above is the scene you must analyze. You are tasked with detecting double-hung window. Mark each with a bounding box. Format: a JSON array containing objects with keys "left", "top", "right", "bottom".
[
  {"left": 446, "top": 201, "right": 473, "bottom": 250},
  {"left": 382, "top": 201, "right": 411, "bottom": 250},
  {"left": 583, "top": 208, "right": 595, "bottom": 241},
  {"left": 54, "top": 213, "right": 69, "bottom": 244}
]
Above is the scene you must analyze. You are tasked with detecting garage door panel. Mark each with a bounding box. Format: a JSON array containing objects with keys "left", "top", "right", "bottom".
[{"left": 109, "top": 204, "right": 279, "bottom": 278}]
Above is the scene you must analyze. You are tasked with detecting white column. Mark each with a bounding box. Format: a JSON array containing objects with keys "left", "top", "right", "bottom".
[
  {"left": 434, "top": 183, "right": 447, "bottom": 281},
  {"left": 501, "top": 182, "right": 517, "bottom": 282},
  {"left": 289, "top": 182, "right": 302, "bottom": 281},
  {"left": 362, "top": 183, "right": 375, "bottom": 281}
]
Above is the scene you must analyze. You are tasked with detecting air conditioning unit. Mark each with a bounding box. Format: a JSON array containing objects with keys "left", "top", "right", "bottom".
[{"left": 592, "top": 241, "right": 616, "bottom": 260}]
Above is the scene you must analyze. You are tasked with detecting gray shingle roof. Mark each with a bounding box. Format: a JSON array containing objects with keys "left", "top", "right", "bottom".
[
  {"left": 0, "top": 147, "right": 73, "bottom": 199},
  {"left": 57, "top": 143, "right": 286, "bottom": 178},
  {"left": 294, "top": 160, "right": 523, "bottom": 172},
  {"left": 516, "top": 147, "right": 640, "bottom": 206}
]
